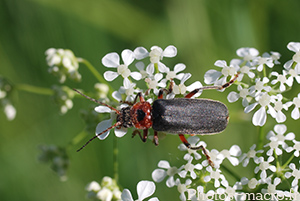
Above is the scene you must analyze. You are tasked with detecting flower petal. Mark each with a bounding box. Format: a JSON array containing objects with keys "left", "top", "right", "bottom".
[
  {"left": 130, "top": 72, "right": 142, "bottom": 80},
  {"left": 94, "top": 106, "right": 111, "bottom": 113},
  {"left": 95, "top": 119, "right": 113, "bottom": 140},
  {"left": 204, "top": 70, "right": 222, "bottom": 84},
  {"left": 114, "top": 127, "right": 127, "bottom": 137},
  {"left": 252, "top": 107, "right": 267, "bottom": 126},
  {"left": 227, "top": 91, "right": 239, "bottom": 103},
  {"left": 152, "top": 169, "right": 167, "bottom": 182},
  {"left": 134, "top": 47, "right": 149, "bottom": 60},
  {"left": 163, "top": 45, "right": 177, "bottom": 57},
  {"left": 137, "top": 181, "right": 155, "bottom": 201},
  {"left": 102, "top": 52, "right": 120, "bottom": 67},
  {"left": 104, "top": 71, "right": 119, "bottom": 81},
  {"left": 121, "top": 189, "right": 134, "bottom": 201},
  {"left": 174, "top": 63, "right": 186, "bottom": 73},
  {"left": 122, "top": 49, "right": 135, "bottom": 65}
]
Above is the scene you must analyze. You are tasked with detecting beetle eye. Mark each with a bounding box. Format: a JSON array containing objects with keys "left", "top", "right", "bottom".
[{"left": 137, "top": 109, "right": 146, "bottom": 122}]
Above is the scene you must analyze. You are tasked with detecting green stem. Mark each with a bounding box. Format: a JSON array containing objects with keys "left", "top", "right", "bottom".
[
  {"left": 220, "top": 164, "right": 241, "bottom": 181},
  {"left": 80, "top": 58, "right": 115, "bottom": 98},
  {"left": 257, "top": 126, "right": 265, "bottom": 152},
  {"left": 16, "top": 84, "right": 53, "bottom": 95},
  {"left": 282, "top": 154, "right": 295, "bottom": 170},
  {"left": 113, "top": 136, "right": 119, "bottom": 183},
  {"left": 68, "top": 130, "right": 88, "bottom": 148}
]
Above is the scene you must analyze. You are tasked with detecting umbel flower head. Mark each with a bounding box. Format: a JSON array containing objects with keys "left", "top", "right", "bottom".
[{"left": 45, "top": 48, "right": 82, "bottom": 83}]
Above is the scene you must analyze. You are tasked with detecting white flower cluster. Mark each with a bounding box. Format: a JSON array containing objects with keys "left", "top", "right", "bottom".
[
  {"left": 86, "top": 178, "right": 158, "bottom": 201},
  {"left": 204, "top": 42, "right": 300, "bottom": 126},
  {"left": 52, "top": 85, "right": 75, "bottom": 114},
  {"left": 45, "top": 48, "right": 82, "bottom": 83},
  {"left": 95, "top": 45, "right": 202, "bottom": 141},
  {"left": 151, "top": 124, "right": 300, "bottom": 201},
  {"left": 0, "top": 76, "right": 16, "bottom": 120},
  {"left": 86, "top": 176, "right": 122, "bottom": 201}
]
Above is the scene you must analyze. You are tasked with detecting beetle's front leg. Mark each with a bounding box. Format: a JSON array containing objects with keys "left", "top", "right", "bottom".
[
  {"left": 153, "top": 131, "right": 159, "bottom": 146},
  {"left": 178, "top": 134, "right": 215, "bottom": 168},
  {"left": 121, "top": 92, "right": 145, "bottom": 105}
]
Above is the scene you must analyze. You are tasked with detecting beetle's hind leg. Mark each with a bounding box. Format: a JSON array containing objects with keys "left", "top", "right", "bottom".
[
  {"left": 132, "top": 129, "right": 149, "bottom": 143},
  {"left": 178, "top": 134, "right": 215, "bottom": 168}
]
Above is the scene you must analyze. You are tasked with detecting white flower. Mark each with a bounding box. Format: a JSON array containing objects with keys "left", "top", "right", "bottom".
[
  {"left": 102, "top": 49, "right": 142, "bottom": 81},
  {"left": 236, "top": 47, "right": 259, "bottom": 63},
  {"left": 239, "top": 144, "right": 263, "bottom": 167},
  {"left": 203, "top": 167, "right": 227, "bottom": 188},
  {"left": 134, "top": 45, "right": 177, "bottom": 73},
  {"left": 178, "top": 159, "right": 202, "bottom": 179},
  {"left": 121, "top": 180, "right": 158, "bottom": 201},
  {"left": 284, "top": 42, "right": 300, "bottom": 70},
  {"left": 238, "top": 65, "right": 256, "bottom": 81},
  {"left": 269, "top": 94, "right": 289, "bottom": 123},
  {"left": 219, "top": 145, "right": 241, "bottom": 166},
  {"left": 94, "top": 105, "right": 127, "bottom": 140},
  {"left": 118, "top": 78, "right": 138, "bottom": 100},
  {"left": 266, "top": 124, "right": 295, "bottom": 149},
  {"left": 175, "top": 179, "right": 192, "bottom": 201},
  {"left": 270, "top": 70, "right": 293, "bottom": 91},
  {"left": 261, "top": 177, "right": 281, "bottom": 194},
  {"left": 152, "top": 160, "right": 181, "bottom": 187},
  {"left": 86, "top": 181, "right": 101, "bottom": 192},
  {"left": 45, "top": 48, "right": 81, "bottom": 83},
  {"left": 173, "top": 73, "right": 202, "bottom": 97},
  {"left": 178, "top": 136, "right": 207, "bottom": 161},
  {"left": 145, "top": 74, "right": 167, "bottom": 95},
  {"left": 247, "top": 178, "right": 259, "bottom": 189},
  {"left": 97, "top": 187, "right": 113, "bottom": 201},
  {"left": 286, "top": 93, "right": 300, "bottom": 120},
  {"left": 285, "top": 163, "right": 300, "bottom": 188},
  {"left": 254, "top": 156, "right": 276, "bottom": 180},
  {"left": 244, "top": 92, "right": 273, "bottom": 126},
  {"left": 3, "top": 100, "right": 16, "bottom": 121},
  {"left": 286, "top": 140, "right": 300, "bottom": 157},
  {"left": 254, "top": 55, "right": 274, "bottom": 72},
  {"left": 227, "top": 85, "right": 252, "bottom": 107},
  {"left": 249, "top": 77, "right": 271, "bottom": 94},
  {"left": 204, "top": 60, "right": 238, "bottom": 86}
]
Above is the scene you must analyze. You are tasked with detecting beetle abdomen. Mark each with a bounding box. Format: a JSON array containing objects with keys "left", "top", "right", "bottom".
[{"left": 152, "top": 98, "right": 229, "bottom": 134}]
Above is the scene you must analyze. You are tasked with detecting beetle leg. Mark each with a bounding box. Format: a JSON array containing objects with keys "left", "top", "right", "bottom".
[
  {"left": 178, "top": 134, "right": 215, "bottom": 168},
  {"left": 153, "top": 131, "right": 159, "bottom": 146},
  {"left": 158, "top": 79, "right": 174, "bottom": 99},
  {"left": 132, "top": 129, "right": 148, "bottom": 143},
  {"left": 185, "top": 73, "right": 239, "bottom": 98},
  {"left": 122, "top": 92, "right": 145, "bottom": 105}
]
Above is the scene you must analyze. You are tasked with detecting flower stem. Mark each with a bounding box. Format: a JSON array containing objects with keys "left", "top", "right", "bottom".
[
  {"left": 257, "top": 126, "right": 265, "bottom": 152},
  {"left": 80, "top": 58, "right": 115, "bottom": 98},
  {"left": 220, "top": 164, "right": 241, "bottom": 181},
  {"left": 15, "top": 84, "right": 53, "bottom": 95},
  {"left": 113, "top": 136, "right": 119, "bottom": 183}
]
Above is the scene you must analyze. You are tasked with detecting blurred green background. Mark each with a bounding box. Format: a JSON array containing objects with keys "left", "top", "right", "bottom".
[{"left": 1, "top": 0, "right": 300, "bottom": 200}]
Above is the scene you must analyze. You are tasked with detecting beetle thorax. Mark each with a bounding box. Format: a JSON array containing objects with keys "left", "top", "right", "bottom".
[
  {"left": 117, "top": 107, "right": 134, "bottom": 128},
  {"left": 130, "top": 102, "right": 153, "bottom": 129}
]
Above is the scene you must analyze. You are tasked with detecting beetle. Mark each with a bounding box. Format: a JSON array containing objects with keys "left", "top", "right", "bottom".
[{"left": 74, "top": 74, "right": 238, "bottom": 167}]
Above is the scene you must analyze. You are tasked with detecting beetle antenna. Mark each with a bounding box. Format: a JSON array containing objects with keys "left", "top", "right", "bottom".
[
  {"left": 77, "top": 121, "right": 122, "bottom": 152},
  {"left": 73, "top": 88, "right": 120, "bottom": 114}
]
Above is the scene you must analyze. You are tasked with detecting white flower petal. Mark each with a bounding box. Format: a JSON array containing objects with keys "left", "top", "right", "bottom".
[
  {"left": 166, "top": 176, "right": 175, "bottom": 187},
  {"left": 130, "top": 72, "right": 142, "bottom": 80},
  {"left": 104, "top": 71, "right": 119, "bottom": 81},
  {"left": 227, "top": 91, "right": 239, "bottom": 103},
  {"left": 122, "top": 49, "right": 135, "bottom": 65},
  {"left": 134, "top": 47, "right": 149, "bottom": 60},
  {"left": 95, "top": 119, "right": 113, "bottom": 140},
  {"left": 121, "top": 189, "right": 134, "bottom": 201},
  {"left": 252, "top": 107, "right": 267, "bottom": 126},
  {"left": 114, "top": 127, "right": 127, "bottom": 137},
  {"left": 157, "top": 63, "right": 169, "bottom": 73},
  {"left": 152, "top": 169, "right": 167, "bottom": 182},
  {"left": 163, "top": 45, "right": 177, "bottom": 57},
  {"left": 102, "top": 52, "right": 120, "bottom": 67},
  {"left": 158, "top": 160, "right": 171, "bottom": 169},
  {"left": 244, "top": 102, "right": 258, "bottom": 113},
  {"left": 137, "top": 181, "right": 155, "bottom": 201},
  {"left": 214, "top": 60, "right": 227, "bottom": 68},
  {"left": 94, "top": 106, "right": 111, "bottom": 113},
  {"left": 204, "top": 70, "right": 222, "bottom": 84},
  {"left": 291, "top": 107, "right": 300, "bottom": 120},
  {"left": 174, "top": 63, "right": 186, "bottom": 73}
]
